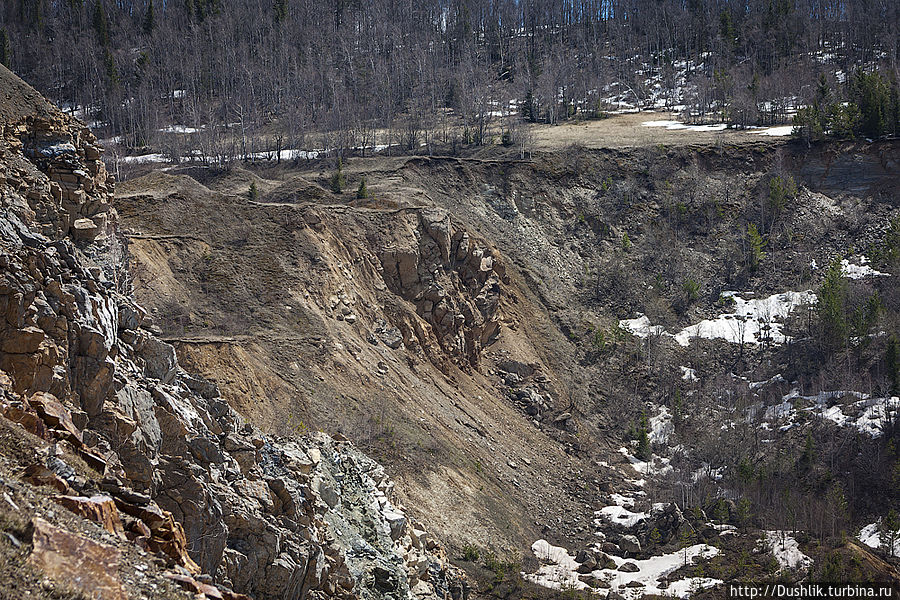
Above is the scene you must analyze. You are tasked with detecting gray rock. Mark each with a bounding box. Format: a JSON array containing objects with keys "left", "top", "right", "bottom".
[
  {"left": 619, "top": 534, "right": 641, "bottom": 554},
  {"left": 618, "top": 561, "right": 640, "bottom": 573}
]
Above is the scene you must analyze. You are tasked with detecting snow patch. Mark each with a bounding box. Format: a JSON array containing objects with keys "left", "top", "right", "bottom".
[
  {"left": 159, "top": 125, "right": 201, "bottom": 134},
  {"left": 641, "top": 120, "right": 728, "bottom": 132},
  {"left": 680, "top": 366, "right": 698, "bottom": 382},
  {"left": 597, "top": 504, "right": 649, "bottom": 528},
  {"left": 621, "top": 291, "right": 816, "bottom": 347},
  {"left": 526, "top": 540, "right": 721, "bottom": 597},
  {"left": 840, "top": 257, "right": 888, "bottom": 279},
  {"left": 649, "top": 405, "right": 674, "bottom": 444},
  {"left": 757, "top": 126, "right": 794, "bottom": 136},
  {"left": 858, "top": 522, "right": 900, "bottom": 557},
  {"left": 764, "top": 531, "right": 812, "bottom": 571}
]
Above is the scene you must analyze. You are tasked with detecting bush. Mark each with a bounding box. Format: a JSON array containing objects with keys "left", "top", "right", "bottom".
[
  {"left": 462, "top": 543, "right": 480, "bottom": 562},
  {"left": 683, "top": 277, "right": 701, "bottom": 302},
  {"left": 768, "top": 175, "right": 797, "bottom": 213},
  {"left": 356, "top": 178, "right": 368, "bottom": 199},
  {"left": 330, "top": 158, "right": 345, "bottom": 193},
  {"left": 747, "top": 223, "right": 766, "bottom": 270}
]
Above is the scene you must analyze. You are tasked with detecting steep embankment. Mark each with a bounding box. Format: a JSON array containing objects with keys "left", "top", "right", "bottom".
[
  {"left": 0, "top": 65, "right": 461, "bottom": 600},
  {"left": 114, "top": 136, "right": 900, "bottom": 592}
]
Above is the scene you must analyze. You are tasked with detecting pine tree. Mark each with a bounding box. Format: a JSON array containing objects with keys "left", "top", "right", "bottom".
[
  {"left": 0, "top": 29, "right": 10, "bottom": 67},
  {"left": 356, "top": 178, "right": 368, "bottom": 199},
  {"left": 818, "top": 258, "right": 848, "bottom": 351},
  {"left": 329, "top": 158, "right": 345, "bottom": 193},
  {"left": 249, "top": 182, "right": 259, "bottom": 201},
  {"left": 881, "top": 510, "right": 899, "bottom": 558},
  {"left": 274, "top": 0, "right": 287, "bottom": 23},
  {"left": 93, "top": 0, "right": 109, "bottom": 46},
  {"left": 747, "top": 223, "right": 766, "bottom": 270},
  {"left": 143, "top": 0, "right": 156, "bottom": 35}
]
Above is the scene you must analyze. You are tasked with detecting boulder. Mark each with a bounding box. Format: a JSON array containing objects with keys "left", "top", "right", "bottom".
[
  {"left": 1, "top": 325, "right": 45, "bottom": 354},
  {"left": 28, "top": 518, "right": 127, "bottom": 600},
  {"left": 619, "top": 534, "right": 641, "bottom": 554},
  {"left": 71, "top": 217, "right": 99, "bottom": 242},
  {"left": 618, "top": 561, "right": 640, "bottom": 573},
  {"left": 54, "top": 494, "right": 126, "bottom": 539},
  {"left": 28, "top": 392, "right": 81, "bottom": 443}
]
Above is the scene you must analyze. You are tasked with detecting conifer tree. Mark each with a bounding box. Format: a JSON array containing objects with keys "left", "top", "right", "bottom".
[{"left": 143, "top": 0, "right": 156, "bottom": 35}]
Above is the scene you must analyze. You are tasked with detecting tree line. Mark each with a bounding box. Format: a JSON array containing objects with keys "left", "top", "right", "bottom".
[{"left": 1, "top": 0, "right": 898, "bottom": 161}]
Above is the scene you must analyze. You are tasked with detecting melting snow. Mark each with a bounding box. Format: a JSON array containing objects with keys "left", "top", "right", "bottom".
[
  {"left": 526, "top": 539, "right": 721, "bottom": 597},
  {"left": 764, "top": 531, "right": 812, "bottom": 571},
  {"left": 803, "top": 392, "right": 900, "bottom": 437},
  {"left": 618, "top": 448, "right": 674, "bottom": 477},
  {"left": 680, "top": 366, "right": 698, "bottom": 382},
  {"left": 858, "top": 522, "right": 900, "bottom": 556},
  {"left": 597, "top": 504, "right": 649, "bottom": 528},
  {"left": 620, "top": 291, "right": 816, "bottom": 347},
  {"left": 121, "top": 153, "right": 169, "bottom": 165},
  {"left": 649, "top": 405, "right": 674, "bottom": 444},
  {"left": 757, "top": 126, "right": 794, "bottom": 136},
  {"left": 840, "top": 257, "right": 888, "bottom": 279},
  {"left": 159, "top": 125, "right": 201, "bottom": 134},
  {"left": 641, "top": 120, "right": 728, "bottom": 132}
]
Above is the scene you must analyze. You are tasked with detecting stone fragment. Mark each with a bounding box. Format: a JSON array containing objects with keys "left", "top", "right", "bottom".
[
  {"left": 71, "top": 218, "right": 99, "bottom": 242},
  {"left": 29, "top": 392, "right": 82, "bottom": 443},
  {"left": 54, "top": 495, "right": 126, "bottom": 539},
  {"left": 28, "top": 517, "right": 127, "bottom": 600},
  {"left": 619, "top": 534, "right": 641, "bottom": 554}
]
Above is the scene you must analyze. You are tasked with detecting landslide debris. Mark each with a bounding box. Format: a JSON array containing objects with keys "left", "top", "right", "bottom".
[{"left": 0, "top": 64, "right": 462, "bottom": 600}]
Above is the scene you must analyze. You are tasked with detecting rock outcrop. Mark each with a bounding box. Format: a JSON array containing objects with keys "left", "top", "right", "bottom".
[
  {"left": 379, "top": 207, "right": 505, "bottom": 369},
  {"left": 0, "top": 65, "right": 460, "bottom": 600}
]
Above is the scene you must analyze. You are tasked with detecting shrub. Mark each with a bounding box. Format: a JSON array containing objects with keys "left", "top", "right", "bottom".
[
  {"left": 330, "top": 158, "right": 345, "bottom": 193},
  {"left": 462, "top": 543, "right": 480, "bottom": 562},
  {"left": 768, "top": 175, "right": 797, "bottom": 213},
  {"left": 248, "top": 181, "right": 259, "bottom": 201},
  {"left": 747, "top": 223, "right": 766, "bottom": 270},
  {"left": 356, "top": 178, "right": 368, "bottom": 199},
  {"left": 683, "top": 277, "right": 701, "bottom": 302}
]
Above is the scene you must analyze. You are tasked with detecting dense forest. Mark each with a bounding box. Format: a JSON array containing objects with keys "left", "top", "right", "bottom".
[{"left": 1, "top": 0, "right": 899, "bottom": 160}]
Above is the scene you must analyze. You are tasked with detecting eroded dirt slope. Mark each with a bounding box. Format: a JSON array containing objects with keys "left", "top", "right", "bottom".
[{"left": 114, "top": 139, "right": 900, "bottom": 567}]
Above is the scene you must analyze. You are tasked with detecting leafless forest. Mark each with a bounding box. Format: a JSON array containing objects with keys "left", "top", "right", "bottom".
[{"left": 2, "top": 0, "right": 899, "bottom": 161}]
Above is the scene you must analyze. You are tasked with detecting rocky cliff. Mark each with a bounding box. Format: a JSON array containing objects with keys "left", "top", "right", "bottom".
[{"left": 0, "top": 65, "right": 460, "bottom": 600}]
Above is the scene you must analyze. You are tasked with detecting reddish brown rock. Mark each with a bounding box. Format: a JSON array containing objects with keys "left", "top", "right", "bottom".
[
  {"left": 0, "top": 399, "right": 47, "bottom": 438},
  {"left": 147, "top": 513, "right": 201, "bottom": 574},
  {"left": 164, "top": 573, "right": 253, "bottom": 600},
  {"left": 22, "top": 464, "right": 73, "bottom": 494},
  {"left": 116, "top": 498, "right": 200, "bottom": 573},
  {"left": 28, "top": 517, "right": 127, "bottom": 600},
  {"left": 0, "top": 325, "right": 45, "bottom": 353},
  {"left": 54, "top": 494, "right": 127, "bottom": 539},
  {"left": 28, "top": 392, "right": 83, "bottom": 443}
]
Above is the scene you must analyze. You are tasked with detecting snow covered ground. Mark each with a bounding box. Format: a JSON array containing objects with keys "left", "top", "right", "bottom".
[
  {"left": 649, "top": 405, "right": 674, "bottom": 444},
  {"left": 620, "top": 290, "right": 816, "bottom": 347},
  {"left": 764, "top": 390, "right": 900, "bottom": 437},
  {"left": 642, "top": 120, "right": 728, "bottom": 132},
  {"left": 841, "top": 256, "right": 889, "bottom": 279},
  {"left": 618, "top": 447, "right": 674, "bottom": 477},
  {"left": 526, "top": 539, "right": 722, "bottom": 597},
  {"left": 764, "top": 531, "right": 813, "bottom": 571},
  {"left": 858, "top": 522, "right": 900, "bottom": 557},
  {"left": 757, "top": 126, "right": 794, "bottom": 136}
]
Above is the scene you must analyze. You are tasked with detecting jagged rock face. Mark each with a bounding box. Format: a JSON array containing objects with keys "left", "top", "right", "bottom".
[
  {"left": 0, "top": 70, "right": 459, "bottom": 600},
  {"left": 379, "top": 208, "right": 504, "bottom": 369}
]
